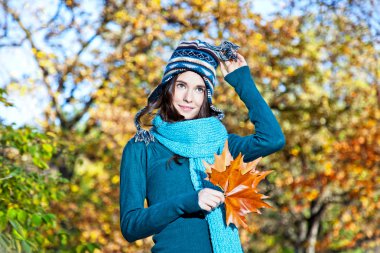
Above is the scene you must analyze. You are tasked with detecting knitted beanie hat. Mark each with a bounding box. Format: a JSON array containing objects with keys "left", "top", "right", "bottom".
[{"left": 134, "top": 39, "right": 240, "bottom": 143}]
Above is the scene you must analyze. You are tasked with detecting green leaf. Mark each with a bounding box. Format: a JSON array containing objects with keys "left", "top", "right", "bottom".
[
  {"left": 32, "top": 156, "right": 49, "bottom": 170},
  {"left": 17, "top": 209, "right": 27, "bottom": 224},
  {"left": 42, "top": 213, "right": 56, "bottom": 226},
  {"left": 6, "top": 208, "right": 17, "bottom": 220},
  {"left": 60, "top": 234, "right": 68, "bottom": 245},
  {"left": 21, "top": 240, "right": 32, "bottom": 253},
  {"left": 9, "top": 220, "right": 26, "bottom": 240},
  {"left": 87, "top": 243, "right": 100, "bottom": 252},
  {"left": 0, "top": 233, "right": 14, "bottom": 252},
  {"left": 31, "top": 214, "right": 42, "bottom": 227},
  {"left": 42, "top": 143, "right": 53, "bottom": 153},
  {"left": 76, "top": 245, "right": 84, "bottom": 253},
  {"left": 0, "top": 212, "right": 7, "bottom": 232},
  {"left": 12, "top": 227, "right": 24, "bottom": 240}
]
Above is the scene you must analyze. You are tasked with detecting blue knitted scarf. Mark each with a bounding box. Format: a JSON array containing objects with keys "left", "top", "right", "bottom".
[{"left": 150, "top": 114, "right": 244, "bottom": 253}]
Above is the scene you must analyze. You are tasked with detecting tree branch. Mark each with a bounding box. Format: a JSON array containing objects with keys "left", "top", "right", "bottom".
[{"left": 5, "top": 5, "right": 67, "bottom": 127}]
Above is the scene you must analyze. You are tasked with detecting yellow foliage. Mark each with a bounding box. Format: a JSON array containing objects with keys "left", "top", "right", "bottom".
[
  {"left": 305, "top": 189, "right": 319, "bottom": 201},
  {"left": 150, "top": 0, "right": 161, "bottom": 9},
  {"left": 135, "top": 239, "right": 143, "bottom": 246},
  {"left": 286, "top": 66, "right": 296, "bottom": 76},
  {"left": 6, "top": 0, "right": 378, "bottom": 251},
  {"left": 342, "top": 212, "right": 352, "bottom": 222},
  {"left": 324, "top": 161, "right": 332, "bottom": 176},
  {"left": 111, "top": 175, "right": 120, "bottom": 184},
  {"left": 254, "top": 32, "right": 263, "bottom": 41},
  {"left": 71, "top": 184, "right": 79, "bottom": 193},
  {"left": 273, "top": 19, "right": 285, "bottom": 29},
  {"left": 75, "top": 155, "right": 105, "bottom": 177},
  {"left": 36, "top": 51, "right": 45, "bottom": 58},
  {"left": 290, "top": 148, "right": 300, "bottom": 156},
  {"left": 135, "top": 54, "right": 147, "bottom": 64}
]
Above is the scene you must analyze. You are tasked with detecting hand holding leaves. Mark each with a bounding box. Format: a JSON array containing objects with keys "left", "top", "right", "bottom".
[{"left": 202, "top": 140, "right": 272, "bottom": 232}]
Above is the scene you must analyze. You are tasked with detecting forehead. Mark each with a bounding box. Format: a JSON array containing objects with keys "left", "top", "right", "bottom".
[{"left": 176, "top": 71, "right": 205, "bottom": 86}]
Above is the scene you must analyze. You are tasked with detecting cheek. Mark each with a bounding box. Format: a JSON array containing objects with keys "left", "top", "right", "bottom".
[
  {"left": 195, "top": 94, "right": 205, "bottom": 107},
  {"left": 173, "top": 88, "right": 183, "bottom": 101}
]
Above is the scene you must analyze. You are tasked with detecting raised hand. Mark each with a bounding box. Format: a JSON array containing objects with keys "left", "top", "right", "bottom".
[{"left": 219, "top": 53, "right": 248, "bottom": 78}]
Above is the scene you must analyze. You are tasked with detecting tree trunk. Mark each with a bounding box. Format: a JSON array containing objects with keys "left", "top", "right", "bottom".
[{"left": 306, "top": 220, "right": 320, "bottom": 253}]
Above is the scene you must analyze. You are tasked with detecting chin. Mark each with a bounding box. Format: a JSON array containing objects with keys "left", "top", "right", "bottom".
[
  {"left": 179, "top": 113, "right": 194, "bottom": 120},
  {"left": 184, "top": 115, "right": 196, "bottom": 120}
]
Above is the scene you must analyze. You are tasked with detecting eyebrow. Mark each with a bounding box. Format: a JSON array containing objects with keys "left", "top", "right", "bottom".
[{"left": 176, "top": 80, "right": 206, "bottom": 88}]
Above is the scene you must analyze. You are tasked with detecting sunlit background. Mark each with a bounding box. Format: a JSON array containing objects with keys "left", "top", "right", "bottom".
[{"left": 0, "top": 0, "right": 379, "bottom": 252}]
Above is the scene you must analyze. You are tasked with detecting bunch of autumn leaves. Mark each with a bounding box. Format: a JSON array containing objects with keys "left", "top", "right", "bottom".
[{"left": 202, "top": 141, "right": 272, "bottom": 232}]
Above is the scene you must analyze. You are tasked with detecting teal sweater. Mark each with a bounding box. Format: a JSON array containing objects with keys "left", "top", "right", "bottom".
[{"left": 119, "top": 66, "right": 286, "bottom": 252}]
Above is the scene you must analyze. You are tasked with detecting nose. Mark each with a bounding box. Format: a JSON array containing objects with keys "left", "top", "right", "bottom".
[{"left": 183, "top": 89, "right": 192, "bottom": 103}]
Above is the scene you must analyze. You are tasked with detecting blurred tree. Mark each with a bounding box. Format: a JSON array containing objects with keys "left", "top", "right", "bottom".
[
  {"left": 283, "top": 0, "right": 380, "bottom": 108},
  {"left": 0, "top": 0, "right": 379, "bottom": 252},
  {"left": 244, "top": 1, "right": 380, "bottom": 252},
  {"left": 0, "top": 89, "right": 101, "bottom": 252}
]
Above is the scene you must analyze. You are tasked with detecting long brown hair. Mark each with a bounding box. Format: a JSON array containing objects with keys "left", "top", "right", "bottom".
[{"left": 136, "top": 73, "right": 219, "bottom": 168}]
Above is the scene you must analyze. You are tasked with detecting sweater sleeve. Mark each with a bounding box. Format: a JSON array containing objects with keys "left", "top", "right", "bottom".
[
  {"left": 225, "top": 65, "right": 286, "bottom": 162},
  {"left": 119, "top": 138, "right": 202, "bottom": 243}
]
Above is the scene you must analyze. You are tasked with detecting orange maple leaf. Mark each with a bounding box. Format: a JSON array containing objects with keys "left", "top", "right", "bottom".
[{"left": 202, "top": 140, "right": 273, "bottom": 231}]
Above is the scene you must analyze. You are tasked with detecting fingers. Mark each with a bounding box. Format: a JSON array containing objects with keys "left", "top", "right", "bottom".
[
  {"left": 220, "top": 59, "right": 236, "bottom": 77},
  {"left": 199, "top": 200, "right": 221, "bottom": 212},
  {"left": 220, "top": 61, "right": 227, "bottom": 77},
  {"left": 206, "top": 193, "right": 224, "bottom": 205},
  {"left": 204, "top": 197, "right": 221, "bottom": 209},
  {"left": 198, "top": 188, "right": 225, "bottom": 212},
  {"left": 219, "top": 53, "right": 248, "bottom": 77},
  {"left": 199, "top": 203, "right": 213, "bottom": 212},
  {"left": 236, "top": 53, "right": 248, "bottom": 65},
  {"left": 236, "top": 53, "right": 244, "bottom": 61},
  {"left": 207, "top": 188, "right": 225, "bottom": 201}
]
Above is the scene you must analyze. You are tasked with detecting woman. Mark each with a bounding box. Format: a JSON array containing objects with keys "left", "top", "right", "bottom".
[{"left": 119, "top": 40, "right": 285, "bottom": 253}]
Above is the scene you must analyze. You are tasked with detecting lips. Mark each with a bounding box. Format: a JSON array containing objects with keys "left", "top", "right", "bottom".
[{"left": 179, "top": 105, "right": 194, "bottom": 111}]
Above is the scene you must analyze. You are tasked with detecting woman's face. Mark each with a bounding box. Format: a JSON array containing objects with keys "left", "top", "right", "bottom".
[{"left": 172, "top": 71, "right": 206, "bottom": 120}]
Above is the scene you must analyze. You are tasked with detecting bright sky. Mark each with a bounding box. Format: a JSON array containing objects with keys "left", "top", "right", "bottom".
[{"left": 0, "top": 0, "right": 280, "bottom": 128}]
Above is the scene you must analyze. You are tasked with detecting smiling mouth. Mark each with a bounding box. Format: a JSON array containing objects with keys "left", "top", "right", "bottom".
[{"left": 179, "top": 105, "right": 194, "bottom": 111}]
